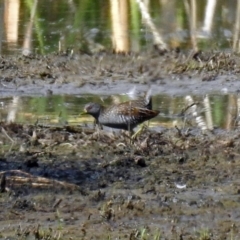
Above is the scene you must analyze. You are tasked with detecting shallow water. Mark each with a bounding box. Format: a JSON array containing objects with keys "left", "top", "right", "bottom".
[{"left": 0, "top": 93, "right": 239, "bottom": 131}]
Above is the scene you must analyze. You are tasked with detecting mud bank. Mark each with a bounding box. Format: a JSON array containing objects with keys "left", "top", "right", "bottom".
[{"left": 0, "top": 50, "right": 240, "bottom": 97}]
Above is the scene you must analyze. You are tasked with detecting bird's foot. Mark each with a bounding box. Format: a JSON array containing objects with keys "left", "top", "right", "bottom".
[{"left": 131, "top": 124, "right": 147, "bottom": 142}]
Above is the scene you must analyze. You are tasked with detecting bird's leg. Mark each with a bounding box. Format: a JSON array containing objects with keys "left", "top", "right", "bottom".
[
  {"left": 93, "top": 119, "right": 103, "bottom": 139},
  {"left": 131, "top": 124, "right": 147, "bottom": 140},
  {"left": 147, "top": 120, "right": 150, "bottom": 127},
  {"left": 128, "top": 101, "right": 132, "bottom": 137},
  {"left": 127, "top": 101, "right": 133, "bottom": 144},
  {"left": 93, "top": 119, "right": 102, "bottom": 129},
  {"left": 132, "top": 121, "right": 149, "bottom": 141},
  {"left": 93, "top": 119, "right": 97, "bottom": 129}
]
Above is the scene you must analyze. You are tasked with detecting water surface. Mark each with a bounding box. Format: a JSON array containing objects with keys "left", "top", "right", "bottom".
[{"left": 1, "top": 93, "right": 238, "bottom": 131}]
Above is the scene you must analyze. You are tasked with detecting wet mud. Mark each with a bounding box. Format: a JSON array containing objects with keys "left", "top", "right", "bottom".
[
  {"left": 1, "top": 50, "right": 240, "bottom": 239},
  {"left": 0, "top": 50, "right": 240, "bottom": 97}
]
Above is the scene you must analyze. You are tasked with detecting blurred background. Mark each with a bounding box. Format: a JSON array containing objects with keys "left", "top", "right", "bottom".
[{"left": 1, "top": 0, "right": 239, "bottom": 55}]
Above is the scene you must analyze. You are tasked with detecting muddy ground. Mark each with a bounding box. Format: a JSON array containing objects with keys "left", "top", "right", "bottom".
[
  {"left": 1, "top": 50, "right": 240, "bottom": 239},
  {"left": 1, "top": 50, "right": 240, "bottom": 97}
]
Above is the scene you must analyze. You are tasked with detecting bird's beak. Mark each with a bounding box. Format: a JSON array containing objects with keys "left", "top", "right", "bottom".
[{"left": 80, "top": 109, "right": 88, "bottom": 115}]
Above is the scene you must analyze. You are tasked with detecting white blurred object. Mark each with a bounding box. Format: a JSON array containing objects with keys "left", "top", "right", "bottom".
[
  {"left": 202, "top": 0, "right": 217, "bottom": 35},
  {"left": 175, "top": 182, "right": 187, "bottom": 189},
  {"left": 221, "top": 88, "right": 228, "bottom": 94},
  {"left": 7, "top": 96, "right": 20, "bottom": 123}
]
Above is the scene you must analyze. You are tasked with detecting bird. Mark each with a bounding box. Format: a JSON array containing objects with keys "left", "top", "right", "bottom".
[{"left": 81, "top": 88, "right": 159, "bottom": 133}]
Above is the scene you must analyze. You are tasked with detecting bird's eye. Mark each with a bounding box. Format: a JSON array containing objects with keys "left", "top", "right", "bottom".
[{"left": 86, "top": 105, "right": 92, "bottom": 111}]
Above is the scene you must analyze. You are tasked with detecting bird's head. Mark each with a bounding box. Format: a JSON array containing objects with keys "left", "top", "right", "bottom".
[{"left": 80, "top": 102, "right": 102, "bottom": 119}]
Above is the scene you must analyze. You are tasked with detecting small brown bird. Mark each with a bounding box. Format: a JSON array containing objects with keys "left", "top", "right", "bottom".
[{"left": 81, "top": 89, "right": 159, "bottom": 131}]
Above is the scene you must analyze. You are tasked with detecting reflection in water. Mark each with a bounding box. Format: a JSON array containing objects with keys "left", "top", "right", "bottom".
[
  {"left": 184, "top": 95, "right": 207, "bottom": 131},
  {"left": 0, "top": 0, "right": 240, "bottom": 55},
  {"left": 7, "top": 96, "right": 20, "bottom": 123},
  {"left": 0, "top": 93, "right": 239, "bottom": 131},
  {"left": 203, "top": 95, "right": 213, "bottom": 130}
]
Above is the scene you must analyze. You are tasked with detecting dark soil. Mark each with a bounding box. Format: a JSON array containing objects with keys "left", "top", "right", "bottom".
[{"left": 1, "top": 50, "right": 240, "bottom": 239}]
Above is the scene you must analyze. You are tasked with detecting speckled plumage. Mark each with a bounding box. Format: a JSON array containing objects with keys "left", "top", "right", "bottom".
[{"left": 83, "top": 90, "right": 159, "bottom": 131}]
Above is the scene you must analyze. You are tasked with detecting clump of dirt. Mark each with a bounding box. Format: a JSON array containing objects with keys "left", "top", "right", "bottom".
[{"left": 1, "top": 120, "right": 240, "bottom": 239}]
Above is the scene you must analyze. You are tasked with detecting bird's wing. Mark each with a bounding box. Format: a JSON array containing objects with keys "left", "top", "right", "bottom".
[{"left": 115, "top": 106, "right": 159, "bottom": 120}]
